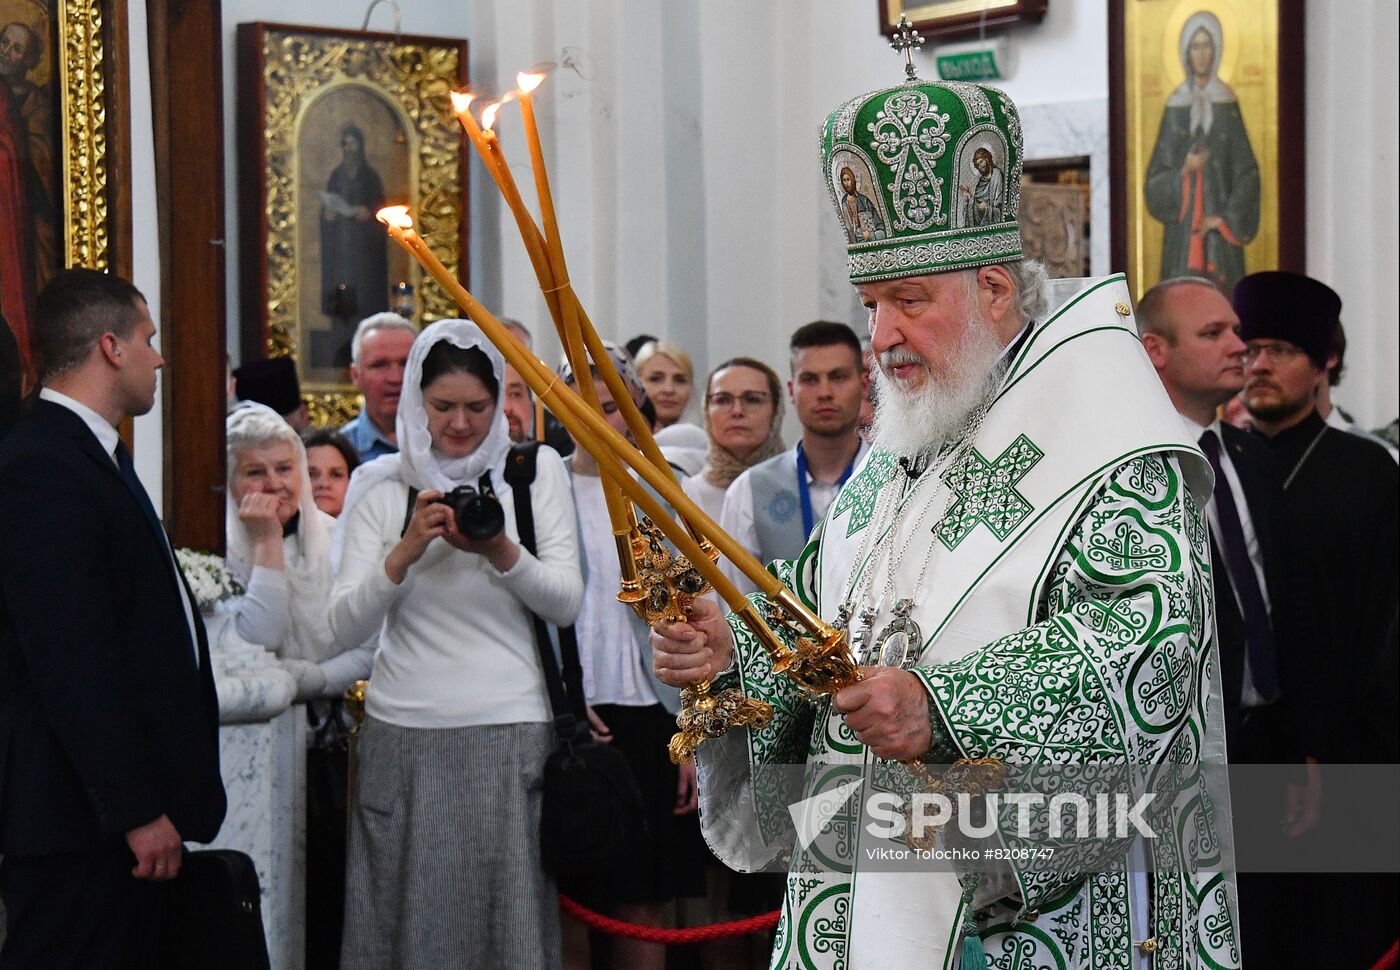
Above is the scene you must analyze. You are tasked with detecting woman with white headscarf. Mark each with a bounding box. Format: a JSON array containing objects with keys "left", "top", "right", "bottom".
[
  {"left": 225, "top": 403, "right": 373, "bottom": 967},
  {"left": 331, "top": 320, "right": 582, "bottom": 970},
  {"left": 223, "top": 403, "right": 372, "bottom": 698}
]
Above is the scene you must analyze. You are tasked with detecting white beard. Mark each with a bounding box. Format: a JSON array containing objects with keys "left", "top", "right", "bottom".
[{"left": 871, "top": 312, "right": 1005, "bottom": 459}]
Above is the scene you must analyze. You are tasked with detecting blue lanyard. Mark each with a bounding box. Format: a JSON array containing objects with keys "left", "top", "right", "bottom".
[{"left": 795, "top": 441, "right": 858, "bottom": 536}]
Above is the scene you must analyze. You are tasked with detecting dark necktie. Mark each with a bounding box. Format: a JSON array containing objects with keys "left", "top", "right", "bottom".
[
  {"left": 114, "top": 441, "right": 199, "bottom": 667},
  {"left": 114, "top": 439, "right": 169, "bottom": 551},
  {"left": 1198, "top": 430, "right": 1280, "bottom": 701}
]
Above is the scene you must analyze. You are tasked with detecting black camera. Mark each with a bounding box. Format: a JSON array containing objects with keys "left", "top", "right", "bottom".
[{"left": 436, "top": 482, "right": 505, "bottom": 541}]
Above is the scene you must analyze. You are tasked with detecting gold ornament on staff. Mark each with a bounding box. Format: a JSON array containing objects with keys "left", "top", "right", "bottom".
[{"left": 378, "top": 68, "right": 862, "bottom": 763}]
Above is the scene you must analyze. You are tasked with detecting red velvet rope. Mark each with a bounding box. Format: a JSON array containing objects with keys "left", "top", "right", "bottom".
[
  {"left": 558, "top": 894, "right": 780, "bottom": 943},
  {"left": 1372, "top": 940, "right": 1398, "bottom": 970}
]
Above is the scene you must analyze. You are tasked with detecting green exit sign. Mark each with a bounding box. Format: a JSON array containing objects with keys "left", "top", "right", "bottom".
[{"left": 937, "top": 48, "right": 1003, "bottom": 82}]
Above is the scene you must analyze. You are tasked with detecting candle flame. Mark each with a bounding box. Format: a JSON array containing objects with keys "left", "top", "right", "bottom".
[
  {"left": 480, "top": 100, "right": 502, "bottom": 131},
  {"left": 517, "top": 71, "right": 545, "bottom": 94},
  {"left": 376, "top": 205, "right": 414, "bottom": 229},
  {"left": 449, "top": 89, "right": 475, "bottom": 114}
]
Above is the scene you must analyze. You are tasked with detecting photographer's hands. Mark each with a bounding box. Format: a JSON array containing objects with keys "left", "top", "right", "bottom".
[
  {"left": 448, "top": 527, "right": 520, "bottom": 573},
  {"left": 385, "top": 490, "right": 451, "bottom": 584},
  {"left": 384, "top": 489, "right": 521, "bottom": 585}
]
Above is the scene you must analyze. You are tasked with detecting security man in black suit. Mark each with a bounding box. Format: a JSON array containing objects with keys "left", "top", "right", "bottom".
[
  {"left": 1138, "top": 275, "right": 1321, "bottom": 967},
  {"left": 0, "top": 269, "right": 226, "bottom": 967}
]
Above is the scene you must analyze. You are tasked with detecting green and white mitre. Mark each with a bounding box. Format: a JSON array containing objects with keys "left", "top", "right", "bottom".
[{"left": 821, "top": 74, "right": 1024, "bottom": 282}]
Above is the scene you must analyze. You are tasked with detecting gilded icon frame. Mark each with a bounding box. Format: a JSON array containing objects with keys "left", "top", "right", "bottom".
[
  {"left": 2, "top": 0, "right": 131, "bottom": 379},
  {"left": 1109, "top": 0, "right": 1305, "bottom": 301},
  {"left": 236, "top": 22, "right": 468, "bottom": 426}
]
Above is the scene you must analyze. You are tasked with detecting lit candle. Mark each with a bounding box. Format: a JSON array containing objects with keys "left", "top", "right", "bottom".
[
  {"left": 453, "top": 88, "right": 638, "bottom": 547},
  {"left": 375, "top": 206, "right": 781, "bottom": 621},
  {"left": 514, "top": 70, "right": 687, "bottom": 497},
  {"left": 450, "top": 91, "right": 559, "bottom": 319}
]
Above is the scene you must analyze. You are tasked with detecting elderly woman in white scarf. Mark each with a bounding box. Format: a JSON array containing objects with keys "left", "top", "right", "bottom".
[
  {"left": 330, "top": 320, "right": 582, "bottom": 970},
  {"left": 223, "top": 403, "right": 372, "bottom": 698}
]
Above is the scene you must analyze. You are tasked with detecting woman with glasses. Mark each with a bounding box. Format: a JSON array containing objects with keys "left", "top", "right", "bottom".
[{"left": 682, "top": 357, "right": 785, "bottom": 526}]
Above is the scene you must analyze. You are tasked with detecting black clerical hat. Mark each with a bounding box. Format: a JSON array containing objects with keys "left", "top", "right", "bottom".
[
  {"left": 233, "top": 356, "right": 302, "bottom": 416},
  {"left": 1233, "top": 271, "right": 1341, "bottom": 368}
]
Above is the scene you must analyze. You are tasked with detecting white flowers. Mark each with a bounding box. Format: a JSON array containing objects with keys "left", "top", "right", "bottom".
[{"left": 175, "top": 549, "right": 245, "bottom": 612}]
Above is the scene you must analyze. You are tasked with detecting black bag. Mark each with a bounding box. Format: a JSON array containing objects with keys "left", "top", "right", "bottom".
[
  {"left": 503, "top": 443, "right": 646, "bottom": 880},
  {"left": 158, "top": 849, "right": 271, "bottom": 970}
]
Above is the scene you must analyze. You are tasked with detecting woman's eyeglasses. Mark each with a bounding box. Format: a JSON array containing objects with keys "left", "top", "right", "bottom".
[{"left": 706, "top": 392, "right": 771, "bottom": 412}]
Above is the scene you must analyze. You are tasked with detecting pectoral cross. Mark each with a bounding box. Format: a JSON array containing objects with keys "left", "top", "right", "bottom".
[{"left": 889, "top": 14, "right": 924, "bottom": 81}]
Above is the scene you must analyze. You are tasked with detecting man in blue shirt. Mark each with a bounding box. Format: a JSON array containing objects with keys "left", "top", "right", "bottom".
[{"left": 338, "top": 312, "right": 416, "bottom": 461}]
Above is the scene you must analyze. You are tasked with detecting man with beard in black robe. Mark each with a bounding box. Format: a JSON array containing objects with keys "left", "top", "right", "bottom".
[{"left": 1235, "top": 270, "right": 1399, "bottom": 967}]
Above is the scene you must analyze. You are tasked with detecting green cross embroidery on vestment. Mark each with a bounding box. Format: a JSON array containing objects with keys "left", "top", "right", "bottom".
[
  {"left": 936, "top": 434, "right": 1043, "bottom": 549},
  {"left": 832, "top": 450, "right": 897, "bottom": 537},
  {"left": 1081, "top": 596, "right": 1150, "bottom": 643},
  {"left": 1136, "top": 648, "right": 1185, "bottom": 717},
  {"left": 1085, "top": 520, "right": 1172, "bottom": 573}
]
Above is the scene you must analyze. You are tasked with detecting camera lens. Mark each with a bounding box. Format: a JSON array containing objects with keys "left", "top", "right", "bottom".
[{"left": 444, "top": 486, "right": 505, "bottom": 541}]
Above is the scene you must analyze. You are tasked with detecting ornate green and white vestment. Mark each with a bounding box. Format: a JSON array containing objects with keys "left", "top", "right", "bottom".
[{"left": 695, "top": 277, "right": 1240, "bottom": 970}]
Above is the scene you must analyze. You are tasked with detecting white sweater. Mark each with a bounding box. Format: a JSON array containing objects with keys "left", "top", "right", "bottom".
[{"left": 329, "top": 449, "right": 583, "bottom": 729}]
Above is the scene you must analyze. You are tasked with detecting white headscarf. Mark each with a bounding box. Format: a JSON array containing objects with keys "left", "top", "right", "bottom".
[
  {"left": 225, "top": 402, "right": 337, "bottom": 662},
  {"left": 1166, "top": 11, "right": 1235, "bottom": 136},
  {"left": 337, "top": 319, "right": 512, "bottom": 539}
]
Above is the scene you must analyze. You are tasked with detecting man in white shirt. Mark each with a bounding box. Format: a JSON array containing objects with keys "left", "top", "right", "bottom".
[
  {"left": 720, "top": 321, "right": 868, "bottom": 596},
  {"left": 0, "top": 268, "right": 225, "bottom": 967}
]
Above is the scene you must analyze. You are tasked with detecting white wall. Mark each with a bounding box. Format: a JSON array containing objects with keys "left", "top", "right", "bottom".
[
  {"left": 1306, "top": 1, "right": 1398, "bottom": 428},
  {"left": 127, "top": 0, "right": 161, "bottom": 504},
  {"left": 121, "top": 0, "right": 1398, "bottom": 497}
]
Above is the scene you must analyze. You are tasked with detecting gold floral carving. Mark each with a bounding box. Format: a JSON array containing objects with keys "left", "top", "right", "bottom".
[
  {"left": 59, "top": 0, "right": 112, "bottom": 271},
  {"left": 256, "top": 28, "right": 464, "bottom": 423}
]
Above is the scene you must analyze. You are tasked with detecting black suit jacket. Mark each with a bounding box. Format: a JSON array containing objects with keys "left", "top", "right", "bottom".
[
  {"left": 0, "top": 400, "right": 225, "bottom": 855},
  {"left": 1208, "top": 423, "right": 1319, "bottom": 758}
]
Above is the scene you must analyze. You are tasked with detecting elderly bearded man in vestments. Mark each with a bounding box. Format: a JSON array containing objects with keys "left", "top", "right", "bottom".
[{"left": 650, "top": 74, "right": 1240, "bottom": 969}]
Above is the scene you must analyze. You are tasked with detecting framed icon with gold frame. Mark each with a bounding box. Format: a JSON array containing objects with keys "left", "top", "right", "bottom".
[
  {"left": 1109, "top": 0, "right": 1305, "bottom": 301},
  {"left": 236, "top": 22, "right": 468, "bottom": 426},
  {"left": 1, "top": 0, "right": 132, "bottom": 383}
]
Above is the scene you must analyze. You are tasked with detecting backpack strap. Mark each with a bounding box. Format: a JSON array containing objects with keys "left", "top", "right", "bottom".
[
  {"left": 400, "top": 486, "right": 420, "bottom": 538},
  {"left": 504, "top": 443, "right": 589, "bottom": 741}
]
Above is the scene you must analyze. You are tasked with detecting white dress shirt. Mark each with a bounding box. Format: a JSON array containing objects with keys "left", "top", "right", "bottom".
[
  {"left": 719, "top": 438, "right": 869, "bottom": 597},
  {"left": 1184, "top": 415, "right": 1272, "bottom": 706}
]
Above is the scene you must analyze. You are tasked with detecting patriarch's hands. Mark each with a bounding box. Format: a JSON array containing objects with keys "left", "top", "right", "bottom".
[
  {"left": 649, "top": 597, "right": 734, "bottom": 687},
  {"left": 832, "top": 666, "right": 932, "bottom": 762}
]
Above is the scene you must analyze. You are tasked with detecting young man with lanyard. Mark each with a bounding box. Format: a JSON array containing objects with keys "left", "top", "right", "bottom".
[{"left": 719, "top": 321, "right": 867, "bottom": 596}]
